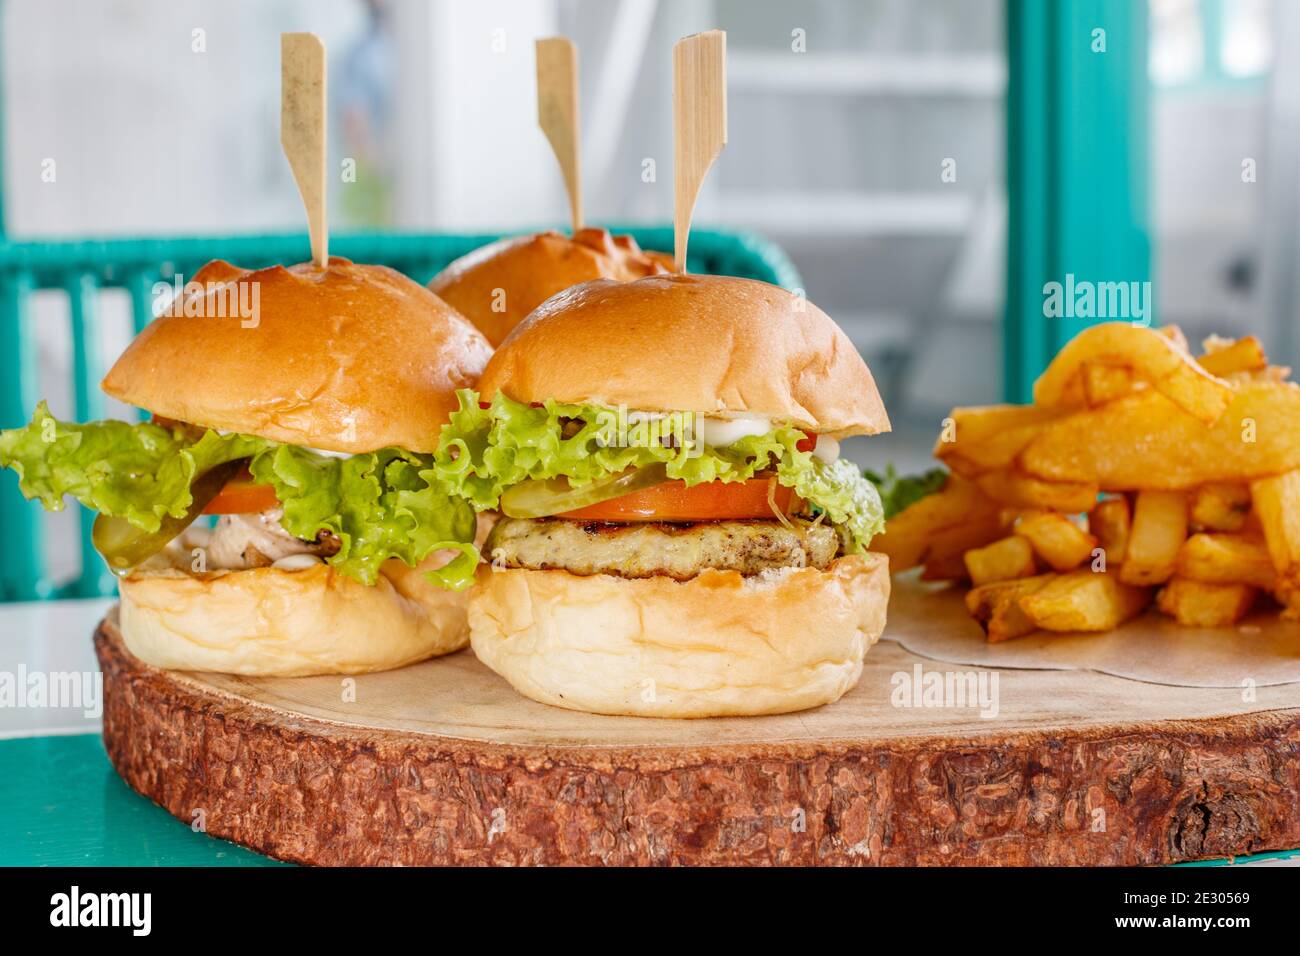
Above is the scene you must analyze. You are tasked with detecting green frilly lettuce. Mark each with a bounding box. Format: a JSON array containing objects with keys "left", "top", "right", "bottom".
[
  {"left": 0, "top": 402, "right": 478, "bottom": 589},
  {"left": 434, "top": 390, "right": 885, "bottom": 553}
]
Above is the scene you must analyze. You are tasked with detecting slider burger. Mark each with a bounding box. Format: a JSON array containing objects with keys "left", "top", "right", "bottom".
[
  {"left": 0, "top": 258, "right": 492, "bottom": 676},
  {"left": 429, "top": 227, "right": 671, "bottom": 346},
  {"left": 436, "top": 273, "right": 891, "bottom": 717}
]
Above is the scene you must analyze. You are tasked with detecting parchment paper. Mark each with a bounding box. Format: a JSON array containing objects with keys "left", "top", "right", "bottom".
[{"left": 884, "top": 572, "right": 1300, "bottom": 688}]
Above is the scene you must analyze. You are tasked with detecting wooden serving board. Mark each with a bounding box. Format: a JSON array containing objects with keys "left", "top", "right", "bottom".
[{"left": 96, "top": 603, "right": 1300, "bottom": 866}]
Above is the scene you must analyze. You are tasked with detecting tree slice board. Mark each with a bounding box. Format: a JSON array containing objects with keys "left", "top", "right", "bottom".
[{"left": 95, "top": 607, "right": 1300, "bottom": 866}]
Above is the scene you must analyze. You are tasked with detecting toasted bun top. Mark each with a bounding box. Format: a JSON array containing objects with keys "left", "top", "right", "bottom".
[
  {"left": 102, "top": 258, "right": 493, "bottom": 453},
  {"left": 429, "top": 227, "right": 671, "bottom": 346},
  {"left": 477, "top": 273, "right": 890, "bottom": 438}
]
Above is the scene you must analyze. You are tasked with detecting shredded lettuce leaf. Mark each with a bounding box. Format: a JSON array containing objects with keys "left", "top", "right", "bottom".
[
  {"left": 247, "top": 444, "right": 477, "bottom": 589},
  {"left": 435, "top": 390, "right": 885, "bottom": 552},
  {"left": 0, "top": 402, "right": 478, "bottom": 589},
  {"left": 779, "top": 455, "right": 886, "bottom": 552}
]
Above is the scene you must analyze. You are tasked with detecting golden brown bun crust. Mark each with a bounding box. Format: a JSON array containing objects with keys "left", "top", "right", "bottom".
[
  {"left": 429, "top": 228, "right": 670, "bottom": 346},
  {"left": 468, "top": 553, "right": 890, "bottom": 717},
  {"left": 478, "top": 274, "right": 890, "bottom": 438},
  {"left": 118, "top": 556, "right": 472, "bottom": 676},
  {"left": 102, "top": 257, "right": 493, "bottom": 453}
]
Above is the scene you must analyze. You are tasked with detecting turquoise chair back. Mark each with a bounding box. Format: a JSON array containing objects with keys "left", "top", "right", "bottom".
[{"left": 0, "top": 227, "right": 800, "bottom": 602}]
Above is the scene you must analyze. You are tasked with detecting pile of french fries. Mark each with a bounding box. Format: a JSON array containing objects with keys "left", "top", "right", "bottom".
[{"left": 878, "top": 322, "right": 1300, "bottom": 641}]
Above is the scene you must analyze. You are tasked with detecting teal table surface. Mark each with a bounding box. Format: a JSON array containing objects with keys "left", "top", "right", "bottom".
[{"left": 0, "top": 733, "right": 281, "bottom": 866}]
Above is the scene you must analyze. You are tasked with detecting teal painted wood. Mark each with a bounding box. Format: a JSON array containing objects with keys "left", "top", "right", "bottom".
[
  {"left": 0, "top": 227, "right": 801, "bottom": 601},
  {"left": 1006, "top": 0, "right": 1053, "bottom": 404},
  {"left": 0, "top": 227, "right": 801, "bottom": 289},
  {"left": 0, "top": 275, "right": 45, "bottom": 601},
  {"left": 126, "top": 268, "right": 156, "bottom": 336},
  {"left": 1004, "top": 0, "right": 1152, "bottom": 401},
  {"left": 66, "top": 273, "right": 114, "bottom": 598},
  {"left": 1054, "top": 1, "right": 1152, "bottom": 344},
  {"left": 126, "top": 269, "right": 159, "bottom": 423}
]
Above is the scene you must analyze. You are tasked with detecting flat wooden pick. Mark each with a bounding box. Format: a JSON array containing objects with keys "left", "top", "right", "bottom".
[
  {"left": 672, "top": 30, "right": 727, "bottom": 273},
  {"left": 281, "top": 33, "right": 328, "bottom": 268},
  {"left": 537, "top": 37, "right": 583, "bottom": 235}
]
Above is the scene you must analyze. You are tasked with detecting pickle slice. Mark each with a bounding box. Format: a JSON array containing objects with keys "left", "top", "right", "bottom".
[
  {"left": 93, "top": 460, "right": 244, "bottom": 575},
  {"left": 500, "top": 464, "right": 668, "bottom": 519}
]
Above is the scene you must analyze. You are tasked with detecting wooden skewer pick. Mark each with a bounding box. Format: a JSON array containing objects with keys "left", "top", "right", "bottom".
[
  {"left": 537, "top": 37, "right": 584, "bottom": 235},
  {"left": 672, "top": 30, "right": 727, "bottom": 273},
  {"left": 281, "top": 33, "right": 329, "bottom": 268}
]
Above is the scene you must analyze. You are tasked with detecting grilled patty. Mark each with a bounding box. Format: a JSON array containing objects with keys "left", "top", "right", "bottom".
[{"left": 485, "top": 516, "right": 840, "bottom": 580}]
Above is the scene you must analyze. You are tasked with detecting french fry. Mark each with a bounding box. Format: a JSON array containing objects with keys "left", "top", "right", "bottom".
[
  {"left": 872, "top": 474, "right": 996, "bottom": 570},
  {"left": 1189, "top": 482, "right": 1250, "bottom": 532},
  {"left": 975, "top": 470, "right": 1099, "bottom": 513},
  {"left": 1156, "top": 578, "right": 1257, "bottom": 627},
  {"left": 1197, "top": 335, "right": 1267, "bottom": 378},
  {"left": 921, "top": 553, "right": 970, "bottom": 582},
  {"left": 1019, "top": 383, "right": 1300, "bottom": 489},
  {"left": 1249, "top": 470, "right": 1300, "bottom": 584},
  {"left": 963, "top": 535, "right": 1037, "bottom": 587},
  {"left": 1157, "top": 324, "right": 1190, "bottom": 353},
  {"left": 905, "top": 323, "right": 1299, "bottom": 634},
  {"left": 1118, "top": 490, "right": 1187, "bottom": 586},
  {"left": 1242, "top": 507, "right": 1264, "bottom": 536},
  {"left": 1081, "top": 361, "right": 1134, "bottom": 405},
  {"left": 934, "top": 404, "right": 1066, "bottom": 476},
  {"left": 923, "top": 511, "right": 1006, "bottom": 563},
  {"left": 1032, "top": 322, "right": 1232, "bottom": 424},
  {"left": 1224, "top": 364, "right": 1292, "bottom": 385},
  {"left": 965, "top": 573, "right": 1054, "bottom": 642},
  {"left": 1088, "top": 497, "right": 1131, "bottom": 566},
  {"left": 1175, "top": 532, "right": 1275, "bottom": 589},
  {"left": 1013, "top": 511, "right": 1097, "bottom": 571},
  {"left": 1018, "top": 569, "right": 1152, "bottom": 632},
  {"left": 1273, "top": 583, "right": 1300, "bottom": 621}
]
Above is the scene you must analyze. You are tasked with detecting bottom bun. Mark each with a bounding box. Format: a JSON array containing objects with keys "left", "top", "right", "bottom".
[
  {"left": 468, "top": 553, "right": 890, "bottom": 717},
  {"left": 119, "top": 556, "right": 472, "bottom": 676}
]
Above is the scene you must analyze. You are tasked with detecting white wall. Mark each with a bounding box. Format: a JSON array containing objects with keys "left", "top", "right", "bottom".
[
  {"left": 3, "top": 0, "right": 564, "bottom": 237},
  {"left": 391, "top": 0, "right": 559, "bottom": 230}
]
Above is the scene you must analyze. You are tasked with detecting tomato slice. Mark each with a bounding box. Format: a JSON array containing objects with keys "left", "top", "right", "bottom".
[
  {"left": 202, "top": 467, "right": 279, "bottom": 515},
  {"left": 558, "top": 477, "right": 800, "bottom": 522}
]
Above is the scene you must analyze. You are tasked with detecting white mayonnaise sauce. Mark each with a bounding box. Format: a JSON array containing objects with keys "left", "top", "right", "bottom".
[
  {"left": 812, "top": 436, "right": 841, "bottom": 463},
  {"left": 620, "top": 411, "right": 838, "bottom": 458},
  {"left": 302, "top": 446, "right": 351, "bottom": 459},
  {"left": 271, "top": 554, "right": 326, "bottom": 571},
  {"left": 209, "top": 429, "right": 352, "bottom": 459},
  {"left": 695, "top": 416, "right": 773, "bottom": 447}
]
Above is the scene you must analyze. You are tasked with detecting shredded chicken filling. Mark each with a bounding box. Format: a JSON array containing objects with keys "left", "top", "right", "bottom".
[{"left": 202, "top": 508, "right": 340, "bottom": 570}]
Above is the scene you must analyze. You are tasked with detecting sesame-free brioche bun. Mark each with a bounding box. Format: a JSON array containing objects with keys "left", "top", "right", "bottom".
[
  {"left": 117, "top": 515, "right": 496, "bottom": 676},
  {"left": 102, "top": 257, "right": 493, "bottom": 454},
  {"left": 468, "top": 554, "right": 889, "bottom": 717},
  {"left": 118, "top": 559, "right": 468, "bottom": 676},
  {"left": 429, "top": 227, "right": 670, "bottom": 346},
  {"left": 478, "top": 273, "right": 890, "bottom": 439}
]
